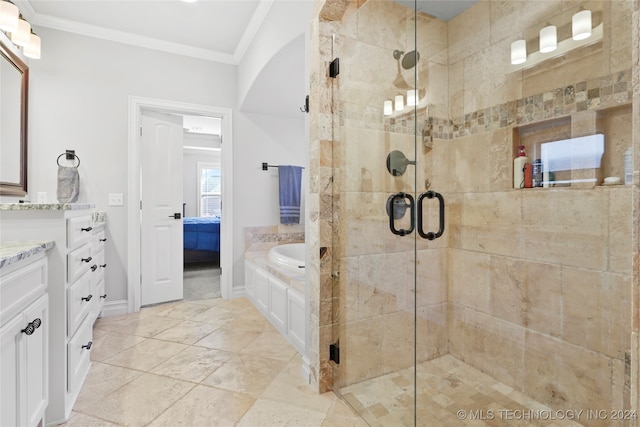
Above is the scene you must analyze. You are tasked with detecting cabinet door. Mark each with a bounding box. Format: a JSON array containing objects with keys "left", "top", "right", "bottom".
[
  {"left": 0, "top": 314, "right": 25, "bottom": 427},
  {"left": 268, "top": 277, "right": 288, "bottom": 333},
  {"left": 24, "top": 295, "right": 48, "bottom": 427},
  {"left": 254, "top": 268, "right": 270, "bottom": 315},
  {"left": 244, "top": 262, "right": 256, "bottom": 300}
]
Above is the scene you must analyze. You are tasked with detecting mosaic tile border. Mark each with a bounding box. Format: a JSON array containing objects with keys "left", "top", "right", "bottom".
[{"left": 339, "top": 68, "right": 634, "bottom": 140}]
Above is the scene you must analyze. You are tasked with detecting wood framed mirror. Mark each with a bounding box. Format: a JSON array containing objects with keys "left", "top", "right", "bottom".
[{"left": 0, "top": 37, "right": 28, "bottom": 196}]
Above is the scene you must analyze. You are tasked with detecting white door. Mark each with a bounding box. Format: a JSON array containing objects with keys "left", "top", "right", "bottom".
[{"left": 141, "top": 110, "right": 184, "bottom": 306}]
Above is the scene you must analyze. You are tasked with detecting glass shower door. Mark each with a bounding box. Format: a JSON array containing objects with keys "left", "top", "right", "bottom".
[{"left": 329, "top": 0, "right": 426, "bottom": 424}]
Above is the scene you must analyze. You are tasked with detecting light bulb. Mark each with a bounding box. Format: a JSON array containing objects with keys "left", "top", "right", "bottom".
[
  {"left": 24, "top": 33, "right": 41, "bottom": 59},
  {"left": 394, "top": 95, "right": 404, "bottom": 111},
  {"left": 539, "top": 25, "right": 557, "bottom": 53},
  {"left": 383, "top": 100, "right": 392, "bottom": 116},
  {"left": 510, "top": 40, "right": 527, "bottom": 65},
  {"left": 406, "top": 90, "right": 418, "bottom": 106},
  {"left": 11, "top": 17, "right": 31, "bottom": 47},
  {"left": 0, "top": 0, "right": 19, "bottom": 32},
  {"left": 572, "top": 10, "right": 592, "bottom": 40}
]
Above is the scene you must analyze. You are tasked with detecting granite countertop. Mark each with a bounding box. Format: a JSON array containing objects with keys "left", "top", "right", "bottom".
[
  {"left": 0, "top": 203, "right": 95, "bottom": 211},
  {"left": 0, "top": 240, "right": 55, "bottom": 269}
]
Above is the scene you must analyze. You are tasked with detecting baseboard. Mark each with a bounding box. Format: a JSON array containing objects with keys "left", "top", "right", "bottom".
[
  {"left": 300, "top": 355, "right": 311, "bottom": 383},
  {"left": 99, "top": 299, "right": 129, "bottom": 317},
  {"left": 229, "top": 287, "right": 246, "bottom": 300}
]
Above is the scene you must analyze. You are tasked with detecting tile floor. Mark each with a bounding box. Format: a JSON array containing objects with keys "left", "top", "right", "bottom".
[
  {"left": 59, "top": 297, "right": 367, "bottom": 427},
  {"left": 340, "top": 355, "right": 585, "bottom": 427}
]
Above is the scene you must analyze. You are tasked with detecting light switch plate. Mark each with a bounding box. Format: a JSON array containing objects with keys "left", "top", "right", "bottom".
[{"left": 108, "top": 193, "right": 124, "bottom": 206}]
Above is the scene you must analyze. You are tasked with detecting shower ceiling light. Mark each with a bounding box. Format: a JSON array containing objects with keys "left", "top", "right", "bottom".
[
  {"left": 406, "top": 90, "right": 418, "bottom": 106},
  {"left": 572, "top": 9, "right": 592, "bottom": 40},
  {"left": 539, "top": 25, "right": 557, "bottom": 53},
  {"left": 510, "top": 40, "right": 527, "bottom": 65},
  {"left": 0, "top": 0, "right": 18, "bottom": 32},
  {"left": 395, "top": 95, "right": 404, "bottom": 111},
  {"left": 383, "top": 100, "right": 393, "bottom": 116}
]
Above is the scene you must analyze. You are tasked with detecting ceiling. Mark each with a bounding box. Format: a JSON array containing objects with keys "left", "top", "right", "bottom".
[{"left": 16, "top": 0, "right": 269, "bottom": 63}]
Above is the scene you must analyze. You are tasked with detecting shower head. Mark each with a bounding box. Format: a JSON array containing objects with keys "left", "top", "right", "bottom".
[
  {"left": 392, "top": 49, "right": 420, "bottom": 70},
  {"left": 401, "top": 50, "right": 420, "bottom": 70}
]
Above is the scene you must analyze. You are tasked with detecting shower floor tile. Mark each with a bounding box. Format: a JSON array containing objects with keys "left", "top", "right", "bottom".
[{"left": 339, "top": 355, "right": 584, "bottom": 427}]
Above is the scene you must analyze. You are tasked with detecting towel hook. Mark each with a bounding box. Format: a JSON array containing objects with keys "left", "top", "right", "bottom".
[{"left": 300, "top": 95, "right": 309, "bottom": 113}]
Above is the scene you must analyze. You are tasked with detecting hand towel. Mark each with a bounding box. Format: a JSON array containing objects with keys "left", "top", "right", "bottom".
[
  {"left": 278, "top": 165, "right": 303, "bottom": 224},
  {"left": 57, "top": 165, "right": 79, "bottom": 203}
]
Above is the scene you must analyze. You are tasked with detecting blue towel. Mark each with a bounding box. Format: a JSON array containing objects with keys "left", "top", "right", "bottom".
[{"left": 278, "top": 165, "right": 303, "bottom": 224}]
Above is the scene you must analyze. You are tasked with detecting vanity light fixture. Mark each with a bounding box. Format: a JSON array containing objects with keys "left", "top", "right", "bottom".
[
  {"left": 383, "top": 100, "right": 393, "bottom": 116},
  {"left": 539, "top": 24, "right": 557, "bottom": 53},
  {"left": 24, "top": 30, "right": 40, "bottom": 59},
  {"left": 0, "top": 0, "right": 18, "bottom": 32},
  {"left": 10, "top": 15, "right": 30, "bottom": 46},
  {"left": 510, "top": 39, "right": 527, "bottom": 65},
  {"left": 0, "top": 3, "right": 42, "bottom": 59},
  {"left": 572, "top": 9, "right": 592, "bottom": 40},
  {"left": 394, "top": 95, "right": 404, "bottom": 111}
]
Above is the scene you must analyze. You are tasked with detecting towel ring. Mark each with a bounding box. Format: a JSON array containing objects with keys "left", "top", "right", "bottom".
[{"left": 57, "top": 153, "right": 80, "bottom": 167}]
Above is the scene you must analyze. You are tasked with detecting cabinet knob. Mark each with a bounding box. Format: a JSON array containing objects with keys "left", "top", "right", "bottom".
[
  {"left": 100, "top": 294, "right": 107, "bottom": 299},
  {"left": 91, "top": 265, "right": 98, "bottom": 272},
  {"left": 100, "top": 264, "right": 107, "bottom": 268},
  {"left": 82, "top": 341, "right": 93, "bottom": 350},
  {"left": 100, "top": 238, "right": 107, "bottom": 242},
  {"left": 82, "top": 294, "right": 93, "bottom": 302},
  {"left": 20, "top": 318, "right": 42, "bottom": 336},
  {"left": 81, "top": 226, "right": 93, "bottom": 232},
  {"left": 81, "top": 256, "right": 93, "bottom": 263}
]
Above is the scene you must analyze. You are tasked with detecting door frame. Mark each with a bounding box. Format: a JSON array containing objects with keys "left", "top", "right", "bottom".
[{"left": 127, "top": 96, "right": 233, "bottom": 312}]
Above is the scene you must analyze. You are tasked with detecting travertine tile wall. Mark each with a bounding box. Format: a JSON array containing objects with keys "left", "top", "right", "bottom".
[
  {"left": 443, "top": 1, "right": 633, "bottom": 420},
  {"left": 308, "top": 0, "right": 638, "bottom": 418}
]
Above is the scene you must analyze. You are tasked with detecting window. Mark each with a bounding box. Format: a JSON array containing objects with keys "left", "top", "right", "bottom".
[{"left": 197, "top": 162, "right": 221, "bottom": 217}]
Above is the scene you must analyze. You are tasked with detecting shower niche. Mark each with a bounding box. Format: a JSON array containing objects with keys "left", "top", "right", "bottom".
[{"left": 512, "top": 103, "right": 632, "bottom": 189}]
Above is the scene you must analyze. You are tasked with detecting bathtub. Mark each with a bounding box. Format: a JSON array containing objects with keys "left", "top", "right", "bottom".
[{"left": 268, "top": 243, "right": 305, "bottom": 271}]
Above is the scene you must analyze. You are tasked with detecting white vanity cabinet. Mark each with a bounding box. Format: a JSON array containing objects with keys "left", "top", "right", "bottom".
[
  {"left": 0, "top": 205, "right": 106, "bottom": 425},
  {"left": 0, "top": 251, "right": 49, "bottom": 427}
]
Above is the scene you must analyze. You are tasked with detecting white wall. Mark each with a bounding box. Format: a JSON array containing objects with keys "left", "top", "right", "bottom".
[
  {"left": 232, "top": 112, "right": 306, "bottom": 290},
  {"left": 26, "top": 28, "right": 236, "bottom": 302},
  {"left": 15, "top": 9, "right": 308, "bottom": 305}
]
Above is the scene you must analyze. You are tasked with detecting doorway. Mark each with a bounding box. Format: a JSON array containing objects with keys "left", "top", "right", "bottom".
[{"left": 127, "top": 96, "right": 233, "bottom": 312}]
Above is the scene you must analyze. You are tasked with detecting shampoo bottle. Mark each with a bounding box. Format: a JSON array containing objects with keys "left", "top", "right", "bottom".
[{"left": 514, "top": 146, "right": 529, "bottom": 189}]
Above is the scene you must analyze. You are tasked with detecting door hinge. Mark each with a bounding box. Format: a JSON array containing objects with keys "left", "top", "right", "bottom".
[
  {"left": 330, "top": 343, "right": 340, "bottom": 364},
  {"left": 329, "top": 58, "right": 339, "bottom": 78}
]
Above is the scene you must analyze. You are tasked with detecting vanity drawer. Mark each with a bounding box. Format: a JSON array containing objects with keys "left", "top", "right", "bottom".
[
  {"left": 94, "top": 228, "right": 107, "bottom": 251},
  {"left": 67, "top": 315, "right": 93, "bottom": 397},
  {"left": 67, "top": 270, "right": 93, "bottom": 335},
  {"left": 67, "top": 216, "right": 93, "bottom": 250},
  {"left": 67, "top": 243, "right": 92, "bottom": 284}
]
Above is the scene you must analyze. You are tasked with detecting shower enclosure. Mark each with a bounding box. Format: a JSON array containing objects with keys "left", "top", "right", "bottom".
[{"left": 314, "top": 0, "right": 637, "bottom": 425}]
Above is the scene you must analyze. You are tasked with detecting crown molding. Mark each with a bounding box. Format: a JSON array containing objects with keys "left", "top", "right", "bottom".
[{"left": 15, "top": 0, "right": 274, "bottom": 64}]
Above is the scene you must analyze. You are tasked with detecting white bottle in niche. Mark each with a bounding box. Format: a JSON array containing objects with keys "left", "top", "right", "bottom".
[
  {"left": 513, "top": 145, "right": 529, "bottom": 189},
  {"left": 624, "top": 148, "right": 632, "bottom": 184}
]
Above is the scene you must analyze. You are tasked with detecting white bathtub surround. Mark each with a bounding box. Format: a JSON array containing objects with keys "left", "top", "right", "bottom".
[{"left": 244, "top": 244, "right": 308, "bottom": 381}]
